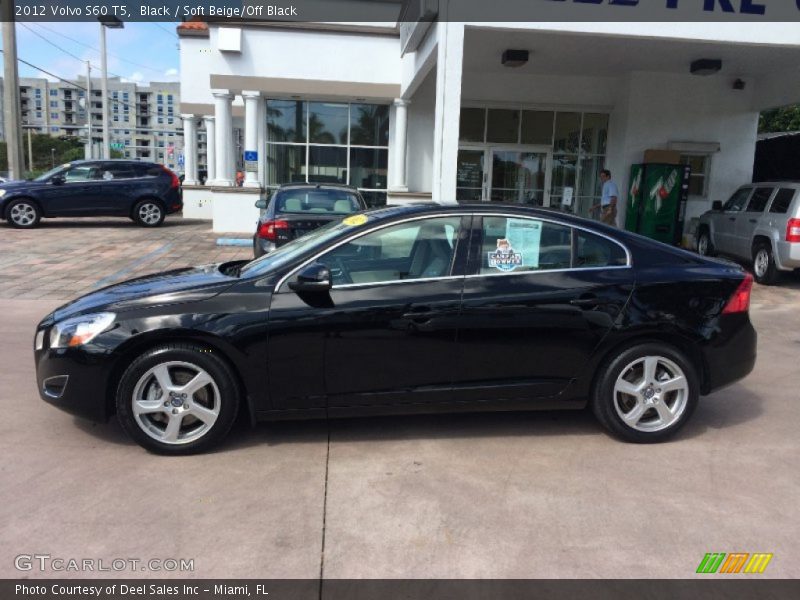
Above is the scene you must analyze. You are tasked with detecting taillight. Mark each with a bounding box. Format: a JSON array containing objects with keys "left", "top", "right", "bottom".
[
  {"left": 786, "top": 218, "right": 800, "bottom": 243},
  {"left": 161, "top": 165, "right": 180, "bottom": 189},
  {"left": 256, "top": 219, "right": 289, "bottom": 241},
  {"left": 722, "top": 273, "right": 753, "bottom": 315}
]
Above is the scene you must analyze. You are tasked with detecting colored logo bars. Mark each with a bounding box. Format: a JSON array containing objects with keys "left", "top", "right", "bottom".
[{"left": 697, "top": 553, "right": 773, "bottom": 574}]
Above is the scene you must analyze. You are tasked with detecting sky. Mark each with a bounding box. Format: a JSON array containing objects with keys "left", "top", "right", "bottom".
[{"left": 4, "top": 21, "right": 180, "bottom": 85}]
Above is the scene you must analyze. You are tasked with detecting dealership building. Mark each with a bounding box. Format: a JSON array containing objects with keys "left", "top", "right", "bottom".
[{"left": 177, "top": 6, "right": 800, "bottom": 235}]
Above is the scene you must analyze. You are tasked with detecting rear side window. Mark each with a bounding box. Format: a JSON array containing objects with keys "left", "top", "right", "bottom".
[
  {"left": 479, "top": 216, "right": 572, "bottom": 274},
  {"left": 133, "top": 164, "right": 163, "bottom": 177},
  {"left": 745, "top": 187, "right": 773, "bottom": 213},
  {"left": 274, "top": 189, "right": 361, "bottom": 215},
  {"left": 575, "top": 230, "right": 628, "bottom": 267},
  {"left": 769, "top": 188, "right": 796, "bottom": 214},
  {"left": 100, "top": 164, "right": 136, "bottom": 180}
]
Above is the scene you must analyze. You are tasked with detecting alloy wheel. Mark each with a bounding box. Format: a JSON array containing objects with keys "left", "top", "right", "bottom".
[
  {"left": 138, "top": 203, "right": 162, "bottom": 225},
  {"left": 754, "top": 249, "right": 769, "bottom": 279},
  {"left": 697, "top": 234, "right": 708, "bottom": 255},
  {"left": 10, "top": 202, "right": 37, "bottom": 226},
  {"left": 613, "top": 355, "right": 689, "bottom": 432},
  {"left": 131, "top": 361, "right": 221, "bottom": 444}
]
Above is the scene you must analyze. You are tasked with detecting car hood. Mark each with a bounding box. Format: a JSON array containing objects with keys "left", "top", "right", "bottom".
[
  {"left": 0, "top": 180, "right": 41, "bottom": 192},
  {"left": 48, "top": 262, "right": 245, "bottom": 323}
]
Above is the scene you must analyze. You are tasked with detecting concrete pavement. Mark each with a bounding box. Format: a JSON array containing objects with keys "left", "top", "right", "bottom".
[{"left": 0, "top": 217, "right": 798, "bottom": 579}]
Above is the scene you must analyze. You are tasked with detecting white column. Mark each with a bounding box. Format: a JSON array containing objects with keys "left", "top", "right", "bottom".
[
  {"left": 432, "top": 22, "right": 465, "bottom": 204},
  {"left": 203, "top": 116, "right": 216, "bottom": 185},
  {"left": 181, "top": 113, "right": 198, "bottom": 185},
  {"left": 212, "top": 90, "right": 234, "bottom": 186},
  {"left": 390, "top": 98, "right": 410, "bottom": 192},
  {"left": 257, "top": 95, "right": 267, "bottom": 187},
  {"left": 242, "top": 90, "right": 261, "bottom": 188}
]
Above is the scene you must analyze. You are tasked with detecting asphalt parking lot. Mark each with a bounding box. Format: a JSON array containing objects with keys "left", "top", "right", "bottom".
[{"left": 1, "top": 216, "right": 798, "bottom": 579}]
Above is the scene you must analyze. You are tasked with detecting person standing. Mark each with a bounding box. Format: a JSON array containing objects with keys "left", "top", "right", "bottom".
[{"left": 595, "top": 169, "right": 619, "bottom": 227}]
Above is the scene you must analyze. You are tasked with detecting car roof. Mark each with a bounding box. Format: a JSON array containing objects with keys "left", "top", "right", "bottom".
[
  {"left": 276, "top": 183, "right": 360, "bottom": 191},
  {"left": 742, "top": 181, "right": 800, "bottom": 187}
]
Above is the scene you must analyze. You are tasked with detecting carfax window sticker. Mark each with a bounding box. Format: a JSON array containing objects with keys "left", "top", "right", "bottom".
[{"left": 506, "top": 218, "right": 542, "bottom": 269}]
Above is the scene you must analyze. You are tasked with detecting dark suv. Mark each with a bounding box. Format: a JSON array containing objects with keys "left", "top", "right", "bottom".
[
  {"left": 0, "top": 160, "right": 183, "bottom": 229},
  {"left": 253, "top": 183, "right": 367, "bottom": 257}
]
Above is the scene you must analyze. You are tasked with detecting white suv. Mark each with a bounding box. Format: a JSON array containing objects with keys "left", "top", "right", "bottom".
[{"left": 697, "top": 182, "right": 800, "bottom": 285}]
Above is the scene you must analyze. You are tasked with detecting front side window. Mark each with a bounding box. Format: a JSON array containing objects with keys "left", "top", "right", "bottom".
[
  {"left": 723, "top": 188, "right": 751, "bottom": 212},
  {"left": 320, "top": 217, "right": 461, "bottom": 286},
  {"left": 63, "top": 164, "right": 102, "bottom": 182}
]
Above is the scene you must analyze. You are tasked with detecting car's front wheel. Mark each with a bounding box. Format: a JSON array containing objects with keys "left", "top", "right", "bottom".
[
  {"left": 133, "top": 200, "right": 165, "bottom": 227},
  {"left": 592, "top": 343, "right": 698, "bottom": 443},
  {"left": 6, "top": 199, "right": 42, "bottom": 229},
  {"left": 116, "top": 344, "right": 240, "bottom": 454},
  {"left": 696, "top": 229, "right": 714, "bottom": 256}
]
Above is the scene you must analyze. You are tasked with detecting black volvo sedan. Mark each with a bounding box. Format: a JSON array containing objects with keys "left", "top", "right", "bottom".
[{"left": 34, "top": 205, "right": 756, "bottom": 454}]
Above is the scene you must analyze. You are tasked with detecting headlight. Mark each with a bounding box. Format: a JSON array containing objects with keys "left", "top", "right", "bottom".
[
  {"left": 0, "top": 189, "right": 6, "bottom": 198},
  {"left": 49, "top": 312, "right": 116, "bottom": 349}
]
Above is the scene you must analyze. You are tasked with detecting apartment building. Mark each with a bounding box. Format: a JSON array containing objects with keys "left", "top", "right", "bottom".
[{"left": 15, "top": 76, "right": 193, "bottom": 174}]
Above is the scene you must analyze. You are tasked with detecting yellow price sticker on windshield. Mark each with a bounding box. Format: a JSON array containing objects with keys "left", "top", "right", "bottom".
[{"left": 343, "top": 214, "right": 368, "bottom": 226}]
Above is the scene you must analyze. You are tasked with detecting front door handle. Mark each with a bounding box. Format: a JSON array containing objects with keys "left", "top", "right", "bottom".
[
  {"left": 728, "top": 217, "right": 736, "bottom": 222},
  {"left": 749, "top": 219, "right": 757, "bottom": 224}
]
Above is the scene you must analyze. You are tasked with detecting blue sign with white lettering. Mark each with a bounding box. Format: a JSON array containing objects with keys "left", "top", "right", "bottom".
[{"left": 244, "top": 151, "right": 258, "bottom": 162}]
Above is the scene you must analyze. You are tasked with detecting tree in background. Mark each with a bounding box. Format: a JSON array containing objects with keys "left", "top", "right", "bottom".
[{"left": 759, "top": 104, "right": 800, "bottom": 134}]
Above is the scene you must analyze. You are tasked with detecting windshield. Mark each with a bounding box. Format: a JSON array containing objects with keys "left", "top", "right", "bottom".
[
  {"left": 34, "top": 164, "right": 71, "bottom": 182},
  {"left": 274, "top": 188, "right": 361, "bottom": 215},
  {"left": 240, "top": 218, "right": 355, "bottom": 277}
]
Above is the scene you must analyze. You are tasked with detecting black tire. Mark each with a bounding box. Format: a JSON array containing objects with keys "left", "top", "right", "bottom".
[
  {"left": 752, "top": 242, "right": 779, "bottom": 286},
  {"left": 132, "top": 199, "right": 165, "bottom": 227},
  {"left": 591, "top": 343, "right": 699, "bottom": 443},
  {"left": 116, "top": 343, "right": 240, "bottom": 454},
  {"left": 696, "top": 229, "right": 714, "bottom": 257},
  {"left": 5, "top": 198, "right": 42, "bottom": 229}
]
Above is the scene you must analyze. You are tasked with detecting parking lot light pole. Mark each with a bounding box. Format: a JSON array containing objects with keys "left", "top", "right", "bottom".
[{"left": 98, "top": 16, "right": 124, "bottom": 160}]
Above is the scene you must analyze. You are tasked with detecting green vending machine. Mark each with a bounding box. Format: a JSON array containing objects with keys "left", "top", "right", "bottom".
[{"left": 624, "top": 163, "right": 691, "bottom": 246}]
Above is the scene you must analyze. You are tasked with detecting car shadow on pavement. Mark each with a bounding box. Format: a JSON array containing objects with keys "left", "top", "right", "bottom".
[
  {"left": 28, "top": 217, "right": 205, "bottom": 229},
  {"left": 70, "top": 384, "right": 764, "bottom": 452}
]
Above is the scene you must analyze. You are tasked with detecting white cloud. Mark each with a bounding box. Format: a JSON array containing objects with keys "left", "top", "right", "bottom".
[
  {"left": 121, "top": 71, "right": 144, "bottom": 83},
  {"left": 164, "top": 68, "right": 178, "bottom": 77}
]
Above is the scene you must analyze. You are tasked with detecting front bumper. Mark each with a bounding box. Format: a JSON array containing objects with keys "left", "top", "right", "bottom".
[{"left": 34, "top": 343, "right": 114, "bottom": 423}]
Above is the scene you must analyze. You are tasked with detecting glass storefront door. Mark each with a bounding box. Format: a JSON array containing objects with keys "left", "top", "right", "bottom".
[{"left": 457, "top": 146, "right": 551, "bottom": 205}]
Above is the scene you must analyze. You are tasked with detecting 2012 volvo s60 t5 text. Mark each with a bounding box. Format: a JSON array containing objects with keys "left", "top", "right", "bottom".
[{"left": 34, "top": 205, "right": 756, "bottom": 454}]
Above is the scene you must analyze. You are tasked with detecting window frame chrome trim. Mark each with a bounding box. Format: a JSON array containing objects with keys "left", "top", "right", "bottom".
[{"left": 274, "top": 210, "right": 632, "bottom": 293}]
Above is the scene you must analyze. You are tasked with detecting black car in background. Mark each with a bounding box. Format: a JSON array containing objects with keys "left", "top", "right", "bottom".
[
  {"left": 34, "top": 204, "right": 756, "bottom": 454},
  {"left": 253, "top": 183, "right": 367, "bottom": 257},
  {"left": 0, "top": 160, "right": 183, "bottom": 229}
]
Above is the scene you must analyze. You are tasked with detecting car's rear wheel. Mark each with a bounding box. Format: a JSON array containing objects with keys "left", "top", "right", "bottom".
[
  {"left": 116, "top": 344, "right": 240, "bottom": 454},
  {"left": 696, "top": 229, "right": 714, "bottom": 256},
  {"left": 592, "top": 343, "right": 698, "bottom": 443},
  {"left": 133, "top": 200, "right": 165, "bottom": 227},
  {"left": 752, "top": 242, "right": 779, "bottom": 285},
  {"left": 6, "top": 199, "right": 41, "bottom": 229}
]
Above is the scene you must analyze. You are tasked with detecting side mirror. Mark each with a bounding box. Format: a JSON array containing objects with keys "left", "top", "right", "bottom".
[
  {"left": 288, "top": 263, "right": 332, "bottom": 293},
  {"left": 51, "top": 175, "right": 65, "bottom": 185},
  {"left": 712, "top": 200, "right": 723, "bottom": 211},
  {"left": 254, "top": 199, "right": 267, "bottom": 209}
]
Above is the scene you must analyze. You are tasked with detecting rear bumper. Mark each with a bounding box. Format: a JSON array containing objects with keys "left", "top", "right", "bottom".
[
  {"left": 253, "top": 236, "right": 276, "bottom": 258},
  {"left": 702, "top": 314, "right": 757, "bottom": 395},
  {"left": 773, "top": 240, "right": 800, "bottom": 271}
]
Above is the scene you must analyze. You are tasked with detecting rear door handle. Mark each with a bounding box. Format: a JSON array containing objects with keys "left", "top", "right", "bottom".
[
  {"left": 728, "top": 217, "right": 736, "bottom": 222},
  {"left": 749, "top": 219, "right": 758, "bottom": 224},
  {"left": 570, "top": 296, "right": 602, "bottom": 308},
  {"left": 402, "top": 306, "right": 433, "bottom": 324}
]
